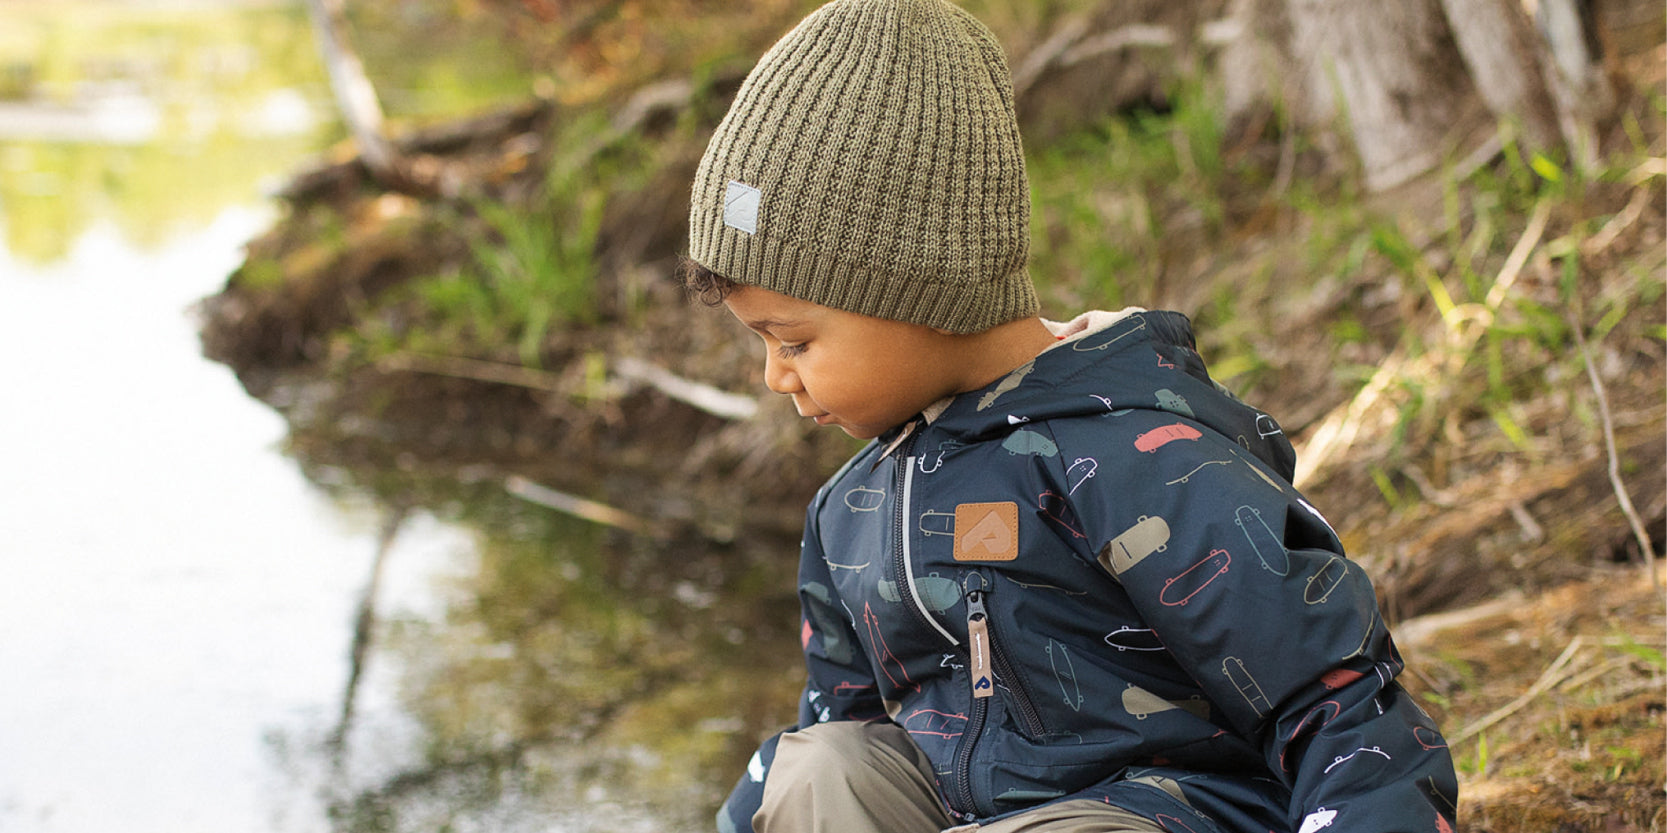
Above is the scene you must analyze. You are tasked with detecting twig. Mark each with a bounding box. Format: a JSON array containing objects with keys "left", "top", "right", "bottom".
[
  {"left": 1568, "top": 299, "right": 1660, "bottom": 587},
  {"left": 1483, "top": 198, "right": 1551, "bottom": 312},
  {"left": 614, "top": 357, "right": 758, "bottom": 420},
  {"left": 377, "top": 352, "right": 562, "bottom": 391},
  {"left": 1059, "top": 24, "right": 1176, "bottom": 69},
  {"left": 1011, "top": 16, "right": 1089, "bottom": 98},
  {"left": 1400, "top": 464, "right": 1460, "bottom": 507},
  {"left": 1623, "top": 156, "right": 1667, "bottom": 186},
  {"left": 504, "top": 475, "right": 664, "bottom": 537},
  {"left": 1556, "top": 656, "right": 1636, "bottom": 694},
  {"left": 1292, "top": 347, "right": 1407, "bottom": 487},
  {"left": 1396, "top": 593, "right": 1524, "bottom": 648},
  {"left": 1012, "top": 20, "right": 1175, "bottom": 98},
  {"left": 1506, "top": 500, "right": 1545, "bottom": 543},
  {"left": 1580, "top": 184, "right": 1652, "bottom": 257},
  {"left": 608, "top": 78, "right": 694, "bottom": 135},
  {"left": 1451, "top": 636, "right": 1585, "bottom": 745},
  {"left": 1451, "top": 131, "right": 1505, "bottom": 182}
]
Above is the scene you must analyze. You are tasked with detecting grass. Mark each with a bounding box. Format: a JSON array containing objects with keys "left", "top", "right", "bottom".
[
  {"left": 348, "top": 118, "right": 618, "bottom": 369},
  {"left": 1028, "top": 66, "right": 1663, "bottom": 491},
  {"left": 1027, "top": 77, "right": 1239, "bottom": 322}
]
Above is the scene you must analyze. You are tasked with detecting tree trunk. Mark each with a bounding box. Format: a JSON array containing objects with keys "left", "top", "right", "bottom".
[
  {"left": 1535, "top": 0, "right": 1614, "bottom": 171},
  {"left": 1438, "top": 0, "right": 1562, "bottom": 152},
  {"left": 304, "top": 0, "right": 401, "bottom": 184},
  {"left": 1283, "top": 0, "right": 1477, "bottom": 190},
  {"left": 1220, "top": 0, "right": 1619, "bottom": 190}
]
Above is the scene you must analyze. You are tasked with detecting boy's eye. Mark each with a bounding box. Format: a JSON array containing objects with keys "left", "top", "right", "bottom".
[{"left": 776, "top": 342, "right": 807, "bottom": 359}]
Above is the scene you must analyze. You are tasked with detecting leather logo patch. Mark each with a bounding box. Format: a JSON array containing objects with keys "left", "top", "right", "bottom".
[{"left": 954, "top": 502, "right": 1019, "bottom": 562}]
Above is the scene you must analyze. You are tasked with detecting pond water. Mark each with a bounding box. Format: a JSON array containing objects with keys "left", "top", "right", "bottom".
[
  {"left": 0, "top": 210, "right": 473, "bottom": 833},
  {"left": 0, "top": 4, "right": 796, "bottom": 832}
]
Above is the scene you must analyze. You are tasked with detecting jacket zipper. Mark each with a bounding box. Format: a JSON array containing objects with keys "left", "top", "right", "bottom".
[
  {"left": 964, "top": 575, "right": 1046, "bottom": 735},
  {"left": 892, "top": 435, "right": 959, "bottom": 646},
  {"left": 954, "top": 587, "right": 994, "bottom": 817},
  {"left": 952, "top": 580, "right": 1048, "bottom": 819},
  {"left": 987, "top": 608, "right": 1047, "bottom": 737}
]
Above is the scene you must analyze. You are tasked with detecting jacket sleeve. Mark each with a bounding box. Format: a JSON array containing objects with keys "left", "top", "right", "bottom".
[
  {"left": 717, "top": 491, "right": 886, "bottom": 832},
  {"left": 1056, "top": 416, "right": 1459, "bottom": 832}
]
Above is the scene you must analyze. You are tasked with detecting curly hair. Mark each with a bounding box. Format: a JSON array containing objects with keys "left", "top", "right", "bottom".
[{"left": 678, "top": 256, "right": 739, "bottom": 307}]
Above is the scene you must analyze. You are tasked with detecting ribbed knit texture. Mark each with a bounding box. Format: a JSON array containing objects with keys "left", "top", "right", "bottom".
[{"left": 688, "top": 0, "right": 1037, "bottom": 334}]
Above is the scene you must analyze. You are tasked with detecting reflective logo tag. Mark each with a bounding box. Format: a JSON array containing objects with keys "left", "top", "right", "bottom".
[{"left": 723, "top": 180, "right": 761, "bottom": 234}]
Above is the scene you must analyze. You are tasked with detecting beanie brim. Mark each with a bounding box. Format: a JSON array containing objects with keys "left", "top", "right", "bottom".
[{"left": 689, "top": 202, "right": 1038, "bottom": 335}]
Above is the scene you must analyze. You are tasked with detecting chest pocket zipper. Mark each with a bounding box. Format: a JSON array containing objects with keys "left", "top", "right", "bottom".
[
  {"left": 953, "top": 579, "right": 1050, "bottom": 817},
  {"left": 966, "top": 582, "right": 1048, "bottom": 737}
]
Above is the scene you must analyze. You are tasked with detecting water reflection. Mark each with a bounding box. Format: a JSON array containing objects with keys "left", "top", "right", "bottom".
[
  {"left": 303, "top": 476, "right": 803, "bottom": 833},
  {"left": 0, "top": 214, "right": 469, "bottom": 833}
]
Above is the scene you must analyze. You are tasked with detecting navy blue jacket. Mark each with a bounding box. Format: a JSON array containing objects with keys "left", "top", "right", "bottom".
[{"left": 720, "top": 311, "right": 1458, "bottom": 833}]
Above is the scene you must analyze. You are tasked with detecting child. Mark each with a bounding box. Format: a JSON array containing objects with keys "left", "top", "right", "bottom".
[{"left": 683, "top": 1, "right": 1459, "bottom": 831}]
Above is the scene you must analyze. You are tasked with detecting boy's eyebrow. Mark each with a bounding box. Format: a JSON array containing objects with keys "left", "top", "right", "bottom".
[{"left": 740, "top": 317, "right": 805, "bottom": 331}]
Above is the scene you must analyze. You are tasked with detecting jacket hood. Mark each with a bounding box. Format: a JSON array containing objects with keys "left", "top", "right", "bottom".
[{"left": 928, "top": 309, "right": 1297, "bottom": 481}]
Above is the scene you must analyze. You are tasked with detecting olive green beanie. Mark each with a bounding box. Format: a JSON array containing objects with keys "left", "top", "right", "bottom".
[{"left": 688, "top": 0, "right": 1037, "bottom": 334}]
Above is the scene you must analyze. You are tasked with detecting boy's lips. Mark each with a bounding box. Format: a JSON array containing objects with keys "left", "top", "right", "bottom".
[{"left": 793, "top": 400, "right": 832, "bottom": 424}]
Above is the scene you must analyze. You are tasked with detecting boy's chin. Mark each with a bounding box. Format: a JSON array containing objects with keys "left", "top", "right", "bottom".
[{"left": 831, "top": 422, "right": 881, "bottom": 441}]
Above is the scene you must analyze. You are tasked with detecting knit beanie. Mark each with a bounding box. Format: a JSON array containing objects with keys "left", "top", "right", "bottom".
[{"left": 688, "top": 0, "right": 1038, "bottom": 334}]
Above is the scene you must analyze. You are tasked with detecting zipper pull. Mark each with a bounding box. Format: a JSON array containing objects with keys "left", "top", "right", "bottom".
[{"left": 966, "top": 590, "right": 993, "bottom": 699}]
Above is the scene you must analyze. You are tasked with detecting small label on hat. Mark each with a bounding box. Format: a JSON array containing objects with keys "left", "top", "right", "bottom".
[{"left": 724, "top": 180, "right": 761, "bottom": 235}]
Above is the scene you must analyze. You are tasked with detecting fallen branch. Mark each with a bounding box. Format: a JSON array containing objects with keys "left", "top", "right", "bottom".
[
  {"left": 377, "top": 352, "right": 563, "bottom": 391},
  {"left": 614, "top": 356, "right": 758, "bottom": 420},
  {"left": 1396, "top": 592, "right": 1524, "bottom": 647},
  {"left": 375, "top": 352, "right": 761, "bottom": 423},
  {"left": 304, "top": 0, "right": 399, "bottom": 183},
  {"left": 1555, "top": 656, "right": 1636, "bottom": 694},
  {"left": 1012, "top": 20, "right": 1178, "bottom": 99},
  {"left": 1451, "top": 636, "right": 1586, "bottom": 746},
  {"left": 1568, "top": 297, "right": 1660, "bottom": 587}
]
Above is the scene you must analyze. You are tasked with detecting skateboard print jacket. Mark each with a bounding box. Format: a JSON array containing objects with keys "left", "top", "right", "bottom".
[{"left": 719, "top": 310, "right": 1458, "bottom": 833}]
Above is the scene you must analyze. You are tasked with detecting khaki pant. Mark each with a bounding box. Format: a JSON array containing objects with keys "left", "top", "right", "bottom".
[{"left": 755, "top": 722, "right": 1166, "bottom": 833}]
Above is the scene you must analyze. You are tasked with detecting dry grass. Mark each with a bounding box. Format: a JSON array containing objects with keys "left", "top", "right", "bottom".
[{"left": 1399, "top": 570, "right": 1665, "bottom": 832}]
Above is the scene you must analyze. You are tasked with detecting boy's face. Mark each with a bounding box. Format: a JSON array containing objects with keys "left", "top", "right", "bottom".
[{"left": 722, "top": 286, "right": 970, "bottom": 440}]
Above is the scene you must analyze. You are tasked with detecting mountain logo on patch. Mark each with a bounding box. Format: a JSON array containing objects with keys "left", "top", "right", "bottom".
[{"left": 954, "top": 502, "right": 1018, "bottom": 562}]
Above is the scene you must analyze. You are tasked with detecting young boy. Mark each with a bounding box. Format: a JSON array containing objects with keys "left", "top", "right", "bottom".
[{"left": 683, "top": 1, "right": 1459, "bottom": 831}]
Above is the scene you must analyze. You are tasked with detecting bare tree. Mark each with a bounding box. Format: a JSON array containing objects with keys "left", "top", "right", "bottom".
[{"left": 304, "top": 0, "right": 401, "bottom": 185}]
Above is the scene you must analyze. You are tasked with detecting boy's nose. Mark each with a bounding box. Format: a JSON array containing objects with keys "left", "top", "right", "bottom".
[{"left": 763, "top": 352, "right": 801, "bottom": 394}]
